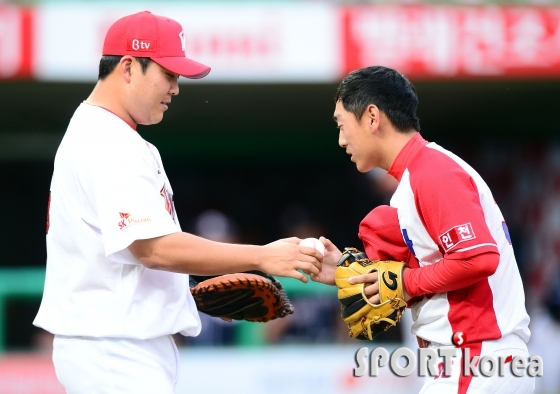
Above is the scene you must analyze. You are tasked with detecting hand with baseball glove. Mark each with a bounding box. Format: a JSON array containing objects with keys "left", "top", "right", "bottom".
[
  {"left": 336, "top": 247, "right": 408, "bottom": 340},
  {"left": 189, "top": 270, "right": 294, "bottom": 323}
]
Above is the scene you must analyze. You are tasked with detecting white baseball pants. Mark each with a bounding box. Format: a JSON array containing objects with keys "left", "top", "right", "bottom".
[{"left": 52, "top": 334, "right": 180, "bottom": 394}]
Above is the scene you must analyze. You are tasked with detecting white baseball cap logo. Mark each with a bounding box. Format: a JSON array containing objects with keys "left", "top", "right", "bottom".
[
  {"left": 132, "top": 39, "right": 151, "bottom": 50},
  {"left": 178, "top": 31, "right": 186, "bottom": 52},
  {"left": 126, "top": 38, "right": 156, "bottom": 52}
]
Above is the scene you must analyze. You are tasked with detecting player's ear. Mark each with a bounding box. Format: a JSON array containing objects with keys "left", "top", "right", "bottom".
[
  {"left": 119, "top": 56, "right": 134, "bottom": 83},
  {"left": 364, "top": 104, "right": 380, "bottom": 133}
]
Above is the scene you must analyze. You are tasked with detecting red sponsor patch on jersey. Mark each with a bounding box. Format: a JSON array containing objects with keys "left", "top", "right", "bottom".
[{"left": 439, "top": 223, "right": 476, "bottom": 252}]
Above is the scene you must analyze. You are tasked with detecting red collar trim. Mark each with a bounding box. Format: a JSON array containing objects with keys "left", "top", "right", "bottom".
[
  {"left": 387, "top": 133, "right": 428, "bottom": 182},
  {"left": 83, "top": 102, "right": 137, "bottom": 131}
]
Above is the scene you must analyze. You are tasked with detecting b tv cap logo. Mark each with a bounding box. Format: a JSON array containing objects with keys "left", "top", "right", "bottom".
[{"left": 126, "top": 38, "right": 156, "bottom": 52}]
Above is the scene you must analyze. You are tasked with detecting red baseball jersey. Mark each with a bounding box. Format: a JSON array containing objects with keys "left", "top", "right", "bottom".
[{"left": 388, "top": 133, "right": 530, "bottom": 345}]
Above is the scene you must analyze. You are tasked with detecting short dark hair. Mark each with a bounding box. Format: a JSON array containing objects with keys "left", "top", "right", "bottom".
[
  {"left": 98, "top": 56, "right": 152, "bottom": 80},
  {"left": 335, "top": 66, "right": 421, "bottom": 133}
]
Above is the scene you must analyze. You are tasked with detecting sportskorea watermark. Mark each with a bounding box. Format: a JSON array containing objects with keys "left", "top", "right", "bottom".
[{"left": 353, "top": 333, "right": 543, "bottom": 378}]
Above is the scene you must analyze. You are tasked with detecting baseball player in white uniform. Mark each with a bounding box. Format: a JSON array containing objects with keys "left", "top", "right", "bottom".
[
  {"left": 313, "top": 66, "right": 534, "bottom": 393},
  {"left": 33, "top": 11, "right": 322, "bottom": 394}
]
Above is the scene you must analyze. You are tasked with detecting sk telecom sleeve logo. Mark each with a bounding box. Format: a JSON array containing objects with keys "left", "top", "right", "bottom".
[
  {"left": 439, "top": 223, "right": 476, "bottom": 252},
  {"left": 118, "top": 212, "right": 151, "bottom": 230},
  {"left": 118, "top": 212, "right": 131, "bottom": 230}
]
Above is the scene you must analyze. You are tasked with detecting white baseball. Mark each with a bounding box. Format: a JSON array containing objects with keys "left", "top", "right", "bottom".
[{"left": 299, "top": 237, "right": 326, "bottom": 256}]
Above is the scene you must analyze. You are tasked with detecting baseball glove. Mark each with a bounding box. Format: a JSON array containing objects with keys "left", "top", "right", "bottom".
[
  {"left": 189, "top": 271, "right": 294, "bottom": 322},
  {"left": 335, "top": 247, "right": 407, "bottom": 340}
]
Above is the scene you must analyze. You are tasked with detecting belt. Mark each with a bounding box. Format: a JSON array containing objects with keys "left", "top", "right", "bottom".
[{"left": 417, "top": 336, "right": 431, "bottom": 348}]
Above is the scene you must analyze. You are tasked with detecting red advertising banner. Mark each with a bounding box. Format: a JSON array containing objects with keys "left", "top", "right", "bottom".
[
  {"left": 342, "top": 5, "right": 560, "bottom": 78},
  {"left": 2, "top": 4, "right": 560, "bottom": 81},
  {"left": 0, "top": 5, "right": 34, "bottom": 79}
]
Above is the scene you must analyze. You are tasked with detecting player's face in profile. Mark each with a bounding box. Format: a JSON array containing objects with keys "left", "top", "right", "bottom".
[
  {"left": 334, "top": 101, "right": 376, "bottom": 172},
  {"left": 128, "top": 59, "right": 179, "bottom": 125}
]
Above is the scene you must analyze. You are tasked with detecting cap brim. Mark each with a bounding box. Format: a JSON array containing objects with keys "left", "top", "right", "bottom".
[{"left": 151, "top": 56, "right": 210, "bottom": 79}]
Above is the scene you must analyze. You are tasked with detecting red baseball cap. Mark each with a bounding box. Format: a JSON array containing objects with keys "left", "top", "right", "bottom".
[
  {"left": 102, "top": 11, "right": 210, "bottom": 79},
  {"left": 358, "top": 205, "right": 411, "bottom": 263}
]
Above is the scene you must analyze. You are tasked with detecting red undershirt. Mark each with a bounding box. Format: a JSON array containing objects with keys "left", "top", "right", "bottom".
[{"left": 403, "top": 251, "right": 499, "bottom": 298}]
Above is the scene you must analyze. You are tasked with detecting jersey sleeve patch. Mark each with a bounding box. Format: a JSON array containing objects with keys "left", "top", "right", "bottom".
[
  {"left": 118, "top": 212, "right": 152, "bottom": 231},
  {"left": 439, "top": 223, "right": 476, "bottom": 252}
]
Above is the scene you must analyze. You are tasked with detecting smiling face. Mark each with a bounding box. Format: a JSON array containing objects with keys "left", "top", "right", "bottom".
[
  {"left": 125, "top": 58, "right": 180, "bottom": 125},
  {"left": 334, "top": 100, "right": 382, "bottom": 172}
]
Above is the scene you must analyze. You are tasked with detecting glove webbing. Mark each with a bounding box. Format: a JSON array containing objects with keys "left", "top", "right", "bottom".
[{"left": 357, "top": 306, "right": 404, "bottom": 340}]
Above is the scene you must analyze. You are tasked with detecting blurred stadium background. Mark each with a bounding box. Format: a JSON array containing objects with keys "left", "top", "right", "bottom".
[{"left": 1, "top": 0, "right": 560, "bottom": 392}]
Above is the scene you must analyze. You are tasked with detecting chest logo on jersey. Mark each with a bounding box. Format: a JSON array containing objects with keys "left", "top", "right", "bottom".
[
  {"left": 118, "top": 212, "right": 152, "bottom": 231},
  {"left": 439, "top": 223, "right": 476, "bottom": 252},
  {"left": 160, "top": 186, "right": 176, "bottom": 222},
  {"left": 402, "top": 229, "right": 416, "bottom": 256}
]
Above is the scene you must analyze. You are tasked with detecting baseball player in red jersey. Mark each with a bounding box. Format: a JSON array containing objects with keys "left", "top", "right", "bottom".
[
  {"left": 312, "top": 66, "right": 534, "bottom": 393},
  {"left": 33, "top": 11, "right": 322, "bottom": 394}
]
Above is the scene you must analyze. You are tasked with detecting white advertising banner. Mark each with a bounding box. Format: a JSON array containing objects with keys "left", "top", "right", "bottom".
[
  {"left": 34, "top": 3, "right": 340, "bottom": 83},
  {"left": 176, "top": 345, "right": 423, "bottom": 394}
]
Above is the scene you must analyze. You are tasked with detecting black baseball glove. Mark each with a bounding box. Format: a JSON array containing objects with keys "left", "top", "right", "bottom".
[{"left": 190, "top": 271, "right": 294, "bottom": 322}]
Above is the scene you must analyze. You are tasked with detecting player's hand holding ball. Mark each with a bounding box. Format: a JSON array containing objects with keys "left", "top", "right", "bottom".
[
  {"left": 303, "top": 237, "right": 341, "bottom": 286},
  {"left": 298, "top": 237, "right": 326, "bottom": 256},
  {"left": 261, "top": 238, "right": 322, "bottom": 283},
  {"left": 297, "top": 238, "right": 325, "bottom": 282}
]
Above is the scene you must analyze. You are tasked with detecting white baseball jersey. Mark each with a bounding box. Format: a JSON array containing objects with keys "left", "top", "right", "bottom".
[
  {"left": 388, "top": 133, "right": 530, "bottom": 346},
  {"left": 34, "top": 103, "right": 201, "bottom": 339}
]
